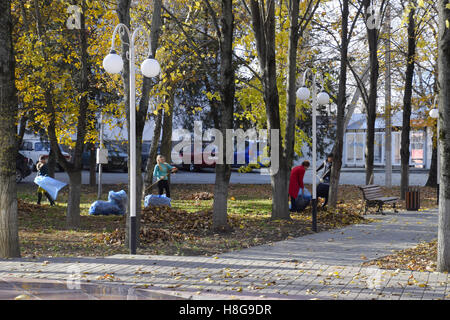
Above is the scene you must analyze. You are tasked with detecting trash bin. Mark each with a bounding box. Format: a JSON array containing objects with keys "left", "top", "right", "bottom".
[{"left": 405, "top": 187, "right": 420, "bottom": 211}]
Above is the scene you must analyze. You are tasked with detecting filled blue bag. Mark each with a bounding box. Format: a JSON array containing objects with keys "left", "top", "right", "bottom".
[
  {"left": 34, "top": 176, "right": 67, "bottom": 201},
  {"left": 89, "top": 190, "right": 127, "bottom": 216},
  {"left": 299, "top": 188, "right": 312, "bottom": 202},
  {"left": 108, "top": 190, "right": 127, "bottom": 211},
  {"left": 144, "top": 194, "right": 171, "bottom": 208},
  {"left": 88, "top": 201, "right": 124, "bottom": 216}
]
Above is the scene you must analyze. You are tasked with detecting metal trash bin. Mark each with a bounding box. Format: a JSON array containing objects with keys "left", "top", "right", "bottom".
[{"left": 405, "top": 187, "right": 420, "bottom": 211}]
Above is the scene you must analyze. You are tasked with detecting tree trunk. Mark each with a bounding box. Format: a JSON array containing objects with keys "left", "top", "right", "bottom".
[
  {"left": 437, "top": 0, "right": 450, "bottom": 272},
  {"left": 47, "top": 0, "right": 90, "bottom": 229},
  {"left": 400, "top": 5, "right": 416, "bottom": 199},
  {"left": 17, "top": 115, "right": 27, "bottom": 149},
  {"left": 0, "top": 0, "right": 20, "bottom": 258},
  {"left": 66, "top": 171, "right": 81, "bottom": 228},
  {"left": 89, "top": 142, "right": 96, "bottom": 187},
  {"left": 285, "top": 0, "right": 300, "bottom": 171},
  {"left": 364, "top": 1, "right": 380, "bottom": 185},
  {"left": 160, "top": 94, "right": 174, "bottom": 164},
  {"left": 425, "top": 128, "right": 437, "bottom": 187},
  {"left": 249, "top": 0, "right": 289, "bottom": 220},
  {"left": 47, "top": 147, "right": 56, "bottom": 178},
  {"left": 144, "top": 109, "right": 163, "bottom": 195},
  {"left": 329, "top": 0, "right": 349, "bottom": 208},
  {"left": 211, "top": 0, "right": 235, "bottom": 230},
  {"left": 384, "top": 3, "right": 392, "bottom": 188}
]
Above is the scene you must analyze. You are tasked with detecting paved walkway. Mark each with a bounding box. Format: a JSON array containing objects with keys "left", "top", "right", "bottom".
[{"left": 0, "top": 209, "right": 448, "bottom": 300}]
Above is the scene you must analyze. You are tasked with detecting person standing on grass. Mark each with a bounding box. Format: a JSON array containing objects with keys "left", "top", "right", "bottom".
[
  {"left": 36, "top": 155, "right": 55, "bottom": 206},
  {"left": 289, "top": 160, "right": 310, "bottom": 212},
  {"left": 153, "top": 155, "right": 178, "bottom": 198}
]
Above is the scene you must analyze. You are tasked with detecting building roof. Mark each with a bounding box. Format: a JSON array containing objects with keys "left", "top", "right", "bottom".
[{"left": 347, "top": 111, "right": 426, "bottom": 130}]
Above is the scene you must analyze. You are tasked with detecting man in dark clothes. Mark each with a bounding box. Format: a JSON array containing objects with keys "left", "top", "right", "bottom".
[
  {"left": 316, "top": 153, "right": 333, "bottom": 208},
  {"left": 289, "top": 160, "right": 310, "bottom": 212}
]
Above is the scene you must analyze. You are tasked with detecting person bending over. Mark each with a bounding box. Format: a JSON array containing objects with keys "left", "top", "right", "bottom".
[{"left": 288, "top": 160, "right": 310, "bottom": 212}]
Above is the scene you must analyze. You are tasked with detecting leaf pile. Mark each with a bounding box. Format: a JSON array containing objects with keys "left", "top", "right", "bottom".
[
  {"left": 141, "top": 206, "right": 213, "bottom": 231},
  {"left": 18, "top": 199, "right": 45, "bottom": 214},
  {"left": 181, "top": 192, "right": 214, "bottom": 200},
  {"left": 363, "top": 240, "right": 437, "bottom": 272},
  {"left": 316, "top": 210, "right": 367, "bottom": 228}
]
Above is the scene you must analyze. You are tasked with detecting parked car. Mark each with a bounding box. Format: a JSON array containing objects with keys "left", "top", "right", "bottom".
[
  {"left": 19, "top": 139, "right": 71, "bottom": 171},
  {"left": 231, "top": 140, "right": 270, "bottom": 169},
  {"left": 82, "top": 142, "right": 128, "bottom": 172},
  {"left": 176, "top": 142, "right": 217, "bottom": 172},
  {"left": 16, "top": 152, "right": 32, "bottom": 183}
]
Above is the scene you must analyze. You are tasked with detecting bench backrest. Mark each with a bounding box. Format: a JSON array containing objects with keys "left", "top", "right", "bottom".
[{"left": 359, "top": 185, "right": 384, "bottom": 200}]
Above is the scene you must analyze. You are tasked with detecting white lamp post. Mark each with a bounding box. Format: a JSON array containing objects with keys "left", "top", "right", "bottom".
[
  {"left": 430, "top": 96, "right": 439, "bottom": 205},
  {"left": 297, "top": 69, "right": 330, "bottom": 232},
  {"left": 103, "top": 23, "right": 161, "bottom": 254}
]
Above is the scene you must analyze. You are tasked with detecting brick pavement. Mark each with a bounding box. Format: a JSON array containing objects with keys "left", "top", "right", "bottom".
[{"left": 0, "top": 209, "right": 448, "bottom": 300}]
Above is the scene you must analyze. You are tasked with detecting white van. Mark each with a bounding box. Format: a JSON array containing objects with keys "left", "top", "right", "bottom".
[{"left": 19, "top": 139, "right": 71, "bottom": 171}]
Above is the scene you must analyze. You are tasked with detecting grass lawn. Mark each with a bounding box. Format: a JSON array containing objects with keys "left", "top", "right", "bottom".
[{"left": 16, "top": 182, "right": 438, "bottom": 259}]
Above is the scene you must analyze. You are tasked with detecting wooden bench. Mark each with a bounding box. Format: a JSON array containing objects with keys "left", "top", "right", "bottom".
[{"left": 359, "top": 185, "right": 399, "bottom": 215}]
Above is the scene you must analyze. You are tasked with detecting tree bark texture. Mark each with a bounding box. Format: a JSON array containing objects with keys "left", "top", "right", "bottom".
[
  {"left": 437, "top": 0, "right": 450, "bottom": 272},
  {"left": 364, "top": 0, "right": 381, "bottom": 185},
  {"left": 0, "top": 0, "right": 20, "bottom": 258},
  {"left": 250, "top": 0, "right": 289, "bottom": 220},
  {"left": 400, "top": 6, "right": 416, "bottom": 199},
  {"left": 329, "top": 0, "right": 349, "bottom": 208},
  {"left": 211, "top": 0, "right": 235, "bottom": 230}
]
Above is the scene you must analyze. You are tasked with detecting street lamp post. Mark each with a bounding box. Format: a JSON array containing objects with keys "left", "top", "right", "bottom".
[
  {"left": 103, "top": 23, "right": 161, "bottom": 254},
  {"left": 98, "top": 111, "right": 104, "bottom": 200},
  {"left": 430, "top": 96, "right": 439, "bottom": 205},
  {"left": 296, "top": 69, "right": 330, "bottom": 232}
]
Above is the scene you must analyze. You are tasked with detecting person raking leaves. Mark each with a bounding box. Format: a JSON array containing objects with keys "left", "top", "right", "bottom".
[
  {"left": 36, "top": 155, "right": 55, "bottom": 206},
  {"left": 152, "top": 155, "right": 178, "bottom": 198}
]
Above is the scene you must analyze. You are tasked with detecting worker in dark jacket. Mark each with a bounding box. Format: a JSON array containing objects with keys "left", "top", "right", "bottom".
[
  {"left": 316, "top": 153, "right": 333, "bottom": 208},
  {"left": 36, "top": 155, "right": 55, "bottom": 206},
  {"left": 317, "top": 153, "right": 333, "bottom": 183}
]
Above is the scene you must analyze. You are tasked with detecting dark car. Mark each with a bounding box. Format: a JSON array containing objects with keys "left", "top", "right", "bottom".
[
  {"left": 16, "top": 152, "right": 32, "bottom": 183},
  {"left": 82, "top": 142, "right": 128, "bottom": 172}
]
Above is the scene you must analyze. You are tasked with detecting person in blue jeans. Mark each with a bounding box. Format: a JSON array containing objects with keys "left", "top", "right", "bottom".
[{"left": 153, "top": 155, "right": 177, "bottom": 198}]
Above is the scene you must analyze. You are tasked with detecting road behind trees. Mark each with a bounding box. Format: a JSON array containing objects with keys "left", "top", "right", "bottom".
[{"left": 22, "top": 168, "right": 430, "bottom": 187}]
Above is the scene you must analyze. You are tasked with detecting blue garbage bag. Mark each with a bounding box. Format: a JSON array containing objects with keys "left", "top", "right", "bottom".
[
  {"left": 88, "top": 201, "right": 124, "bottom": 216},
  {"left": 34, "top": 176, "right": 67, "bottom": 201},
  {"left": 144, "top": 194, "right": 171, "bottom": 208},
  {"left": 89, "top": 190, "right": 127, "bottom": 216},
  {"left": 293, "top": 188, "right": 311, "bottom": 212},
  {"left": 108, "top": 190, "right": 127, "bottom": 211},
  {"left": 298, "top": 188, "right": 312, "bottom": 202}
]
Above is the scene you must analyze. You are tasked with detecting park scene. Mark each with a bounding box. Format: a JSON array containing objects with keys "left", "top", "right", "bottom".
[{"left": 0, "top": 0, "right": 450, "bottom": 305}]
